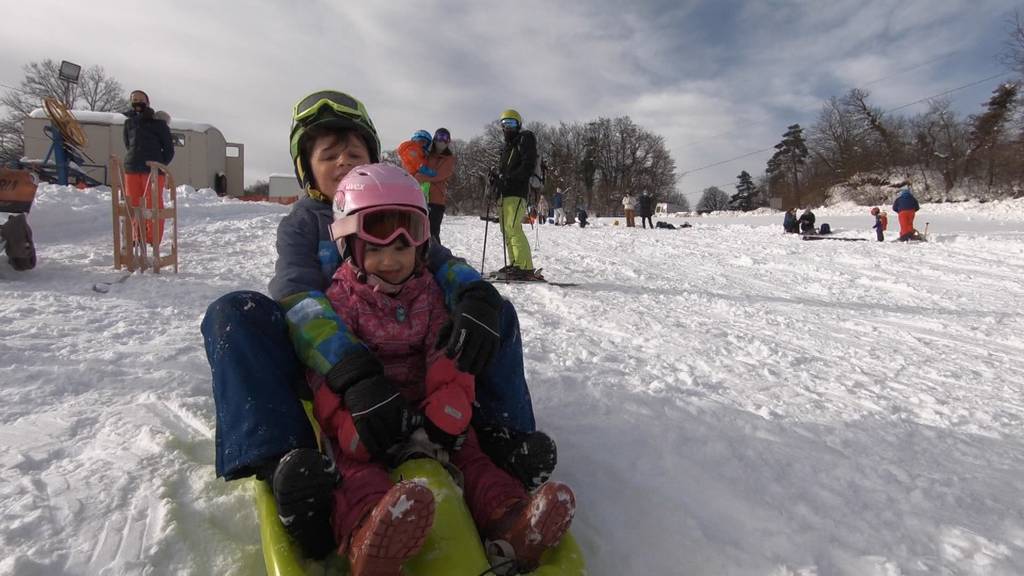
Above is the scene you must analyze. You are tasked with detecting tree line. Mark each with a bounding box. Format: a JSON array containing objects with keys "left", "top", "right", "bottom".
[
  {"left": 723, "top": 11, "right": 1024, "bottom": 209},
  {"left": 393, "top": 116, "right": 684, "bottom": 216}
]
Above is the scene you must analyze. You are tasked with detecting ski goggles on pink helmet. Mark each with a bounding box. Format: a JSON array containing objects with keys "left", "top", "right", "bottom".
[
  {"left": 330, "top": 205, "right": 430, "bottom": 249},
  {"left": 329, "top": 164, "right": 431, "bottom": 257}
]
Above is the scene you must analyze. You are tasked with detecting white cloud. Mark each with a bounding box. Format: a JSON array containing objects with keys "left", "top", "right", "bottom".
[{"left": 1, "top": 0, "right": 1018, "bottom": 200}]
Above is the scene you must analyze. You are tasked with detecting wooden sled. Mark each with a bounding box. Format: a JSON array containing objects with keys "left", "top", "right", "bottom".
[{"left": 111, "top": 157, "right": 179, "bottom": 273}]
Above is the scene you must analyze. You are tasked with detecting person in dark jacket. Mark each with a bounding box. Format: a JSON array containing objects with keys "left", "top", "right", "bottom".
[
  {"left": 123, "top": 90, "right": 174, "bottom": 246},
  {"left": 892, "top": 184, "right": 921, "bottom": 241},
  {"left": 783, "top": 208, "right": 798, "bottom": 233},
  {"left": 552, "top": 187, "right": 566, "bottom": 225},
  {"left": 638, "top": 191, "right": 655, "bottom": 229},
  {"left": 491, "top": 109, "right": 540, "bottom": 280},
  {"left": 576, "top": 206, "right": 589, "bottom": 228},
  {"left": 200, "top": 91, "right": 556, "bottom": 559},
  {"left": 798, "top": 208, "right": 816, "bottom": 234}
]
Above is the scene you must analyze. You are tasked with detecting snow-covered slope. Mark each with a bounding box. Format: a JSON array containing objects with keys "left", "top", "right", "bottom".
[{"left": 2, "top": 186, "right": 1023, "bottom": 575}]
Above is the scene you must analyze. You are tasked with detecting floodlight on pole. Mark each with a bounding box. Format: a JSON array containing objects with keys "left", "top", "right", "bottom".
[{"left": 58, "top": 60, "right": 81, "bottom": 109}]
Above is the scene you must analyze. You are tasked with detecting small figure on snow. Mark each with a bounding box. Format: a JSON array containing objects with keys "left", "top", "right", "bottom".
[
  {"left": 783, "top": 207, "right": 799, "bottom": 233},
  {"left": 316, "top": 164, "right": 576, "bottom": 574},
  {"left": 553, "top": 187, "right": 566, "bottom": 225},
  {"left": 798, "top": 208, "right": 816, "bottom": 235},
  {"left": 891, "top": 183, "right": 921, "bottom": 241},
  {"left": 638, "top": 190, "right": 655, "bottom": 229},
  {"left": 870, "top": 206, "right": 888, "bottom": 242},
  {"left": 537, "top": 194, "right": 550, "bottom": 224},
  {"left": 576, "top": 206, "right": 589, "bottom": 228},
  {"left": 622, "top": 192, "right": 637, "bottom": 227}
]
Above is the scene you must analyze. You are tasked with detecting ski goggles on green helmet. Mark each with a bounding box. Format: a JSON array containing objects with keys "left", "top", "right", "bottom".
[
  {"left": 500, "top": 118, "right": 520, "bottom": 129},
  {"left": 292, "top": 91, "right": 366, "bottom": 125}
]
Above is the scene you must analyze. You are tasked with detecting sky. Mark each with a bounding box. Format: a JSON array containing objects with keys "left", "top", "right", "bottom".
[{"left": 1, "top": 0, "right": 1020, "bottom": 204}]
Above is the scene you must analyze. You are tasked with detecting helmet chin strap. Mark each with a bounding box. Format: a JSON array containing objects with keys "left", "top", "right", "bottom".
[{"left": 354, "top": 266, "right": 419, "bottom": 295}]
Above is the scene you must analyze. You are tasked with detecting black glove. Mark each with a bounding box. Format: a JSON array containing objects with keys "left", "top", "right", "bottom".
[
  {"left": 437, "top": 280, "right": 503, "bottom": 375},
  {"left": 327, "top": 349, "right": 422, "bottom": 459},
  {"left": 343, "top": 376, "right": 422, "bottom": 459},
  {"left": 423, "top": 418, "right": 467, "bottom": 454}
]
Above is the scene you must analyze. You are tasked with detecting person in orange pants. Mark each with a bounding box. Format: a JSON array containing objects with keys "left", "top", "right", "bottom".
[
  {"left": 124, "top": 172, "right": 166, "bottom": 245},
  {"left": 123, "top": 90, "right": 174, "bottom": 246},
  {"left": 891, "top": 183, "right": 920, "bottom": 241}
]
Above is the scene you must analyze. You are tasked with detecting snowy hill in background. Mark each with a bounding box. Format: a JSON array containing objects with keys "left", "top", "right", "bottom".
[{"left": 2, "top": 185, "right": 1024, "bottom": 575}]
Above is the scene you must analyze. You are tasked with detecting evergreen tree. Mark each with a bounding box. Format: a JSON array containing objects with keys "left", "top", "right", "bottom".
[
  {"left": 766, "top": 124, "right": 808, "bottom": 207},
  {"left": 730, "top": 170, "right": 757, "bottom": 211}
]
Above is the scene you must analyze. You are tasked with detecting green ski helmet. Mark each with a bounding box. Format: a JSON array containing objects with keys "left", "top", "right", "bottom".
[{"left": 289, "top": 90, "right": 381, "bottom": 189}]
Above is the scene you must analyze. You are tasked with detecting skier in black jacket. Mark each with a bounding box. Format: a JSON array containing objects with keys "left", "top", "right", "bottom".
[
  {"left": 491, "top": 109, "right": 541, "bottom": 281},
  {"left": 122, "top": 90, "right": 174, "bottom": 245}
]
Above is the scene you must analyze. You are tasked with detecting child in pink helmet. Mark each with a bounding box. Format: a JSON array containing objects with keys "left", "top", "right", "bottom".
[{"left": 308, "top": 163, "right": 576, "bottom": 575}]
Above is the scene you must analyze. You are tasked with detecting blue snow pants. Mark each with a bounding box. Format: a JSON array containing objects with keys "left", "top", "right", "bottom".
[{"left": 202, "top": 290, "right": 535, "bottom": 480}]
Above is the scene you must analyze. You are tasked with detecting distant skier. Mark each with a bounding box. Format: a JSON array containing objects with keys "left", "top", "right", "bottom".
[
  {"left": 783, "top": 208, "right": 799, "bottom": 233},
  {"left": 798, "top": 208, "right": 816, "bottom": 234},
  {"left": 396, "top": 130, "right": 434, "bottom": 201},
  {"left": 638, "top": 191, "right": 655, "bottom": 229},
  {"left": 552, "top": 187, "right": 566, "bottom": 225},
  {"left": 622, "top": 192, "right": 637, "bottom": 227},
  {"left": 491, "top": 109, "right": 542, "bottom": 280},
  {"left": 537, "top": 194, "right": 550, "bottom": 224},
  {"left": 892, "top": 184, "right": 920, "bottom": 241},
  {"left": 870, "top": 207, "right": 887, "bottom": 242}
]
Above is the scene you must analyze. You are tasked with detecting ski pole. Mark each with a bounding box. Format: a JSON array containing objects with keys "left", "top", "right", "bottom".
[
  {"left": 481, "top": 181, "right": 491, "bottom": 274},
  {"left": 924, "top": 222, "right": 929, "bottom": 239}
]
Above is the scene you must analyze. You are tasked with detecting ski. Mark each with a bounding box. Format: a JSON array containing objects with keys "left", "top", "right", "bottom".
[
  {"left": 802, "top": 236, "right": 868, "bottom": 242},
  {"left": 484, "top": 268, "right": 579, "bottom": 287},
  {"left": 92, "top": 273, "right": 133, "bottom": 293}
]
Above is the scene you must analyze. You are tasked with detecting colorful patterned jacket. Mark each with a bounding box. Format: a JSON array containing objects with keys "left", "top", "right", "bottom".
[
  {"left": 270, "top": 194, "right": 480, "bottom": 379},
  {"left": 309, "top": 263, "right": 474, "bottom": 461}
]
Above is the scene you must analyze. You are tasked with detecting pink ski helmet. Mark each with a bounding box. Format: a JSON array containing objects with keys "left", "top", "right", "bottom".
[{"left": 330, "top": 163, "right": 430, "bottom": 268}]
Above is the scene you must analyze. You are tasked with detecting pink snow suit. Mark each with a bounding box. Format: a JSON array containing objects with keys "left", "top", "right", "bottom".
[{"left": 310, "top": 262, "right": 527, "bottom": 552}]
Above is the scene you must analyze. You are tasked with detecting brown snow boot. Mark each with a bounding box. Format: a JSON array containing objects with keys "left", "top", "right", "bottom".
[
  {"left": 347, "top": 481, "right": 435, "bottom": 576},
  {"left": 483, "top": 481, "right": 576, "bottom": 573}
]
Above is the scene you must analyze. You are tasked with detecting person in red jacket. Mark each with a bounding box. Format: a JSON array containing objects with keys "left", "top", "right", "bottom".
[
  {"left": 416, "top": 128, "right": 456, "bottom": 243},
  {"left": 313, "top": 163, "right": 575, "bottom": 575}
]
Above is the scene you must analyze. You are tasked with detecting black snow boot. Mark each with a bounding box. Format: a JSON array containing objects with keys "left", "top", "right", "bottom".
[
  {"left": 264, "top": 448, "right": 340, "bottom": 559},
  {"left": 477, "top": 426, "right": 557, "bottom": 490}
]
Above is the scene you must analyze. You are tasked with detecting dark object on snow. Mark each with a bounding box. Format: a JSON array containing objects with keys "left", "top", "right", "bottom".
[
  {"left": 798, "top": 210, "right": 816, "bottom": 234},
  {"left": 577, "top": 208, "right": 589, "bottom": 228},
  {"left": 655, "top": 221, "right": 690, "bottom": 229},
  {"left": 783, "top": 208, "right": 799, "bottom": 233},
  {"left": 818, "top": 223, "right": 831, "bottom": 234},
  {"left": 2, "top": 213, "right": 36, "bottom": 271},
  {"left": 802, "top": 235, "right": 867, "bottom": 242}
]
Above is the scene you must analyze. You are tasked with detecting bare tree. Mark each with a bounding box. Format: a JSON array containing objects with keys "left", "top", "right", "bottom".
[
  {"left": 696, "top": 186, "right": 731, "bottom": 212},
  {"left": 78, "top": 66, "right": 126, "bottom": 112},
  {"left": 0, "top": 59, "right": 126, "bottom": 162},
  {"left": 1000, "top": 10, "right": 1024, "bottom": 77}
]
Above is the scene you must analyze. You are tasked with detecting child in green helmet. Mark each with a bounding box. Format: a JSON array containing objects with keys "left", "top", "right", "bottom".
[{"left": 201, "top": 91, "right": 559, "bottom": 561}]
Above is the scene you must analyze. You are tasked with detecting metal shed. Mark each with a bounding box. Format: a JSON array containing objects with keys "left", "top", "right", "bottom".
[{"left": 23, "top": 108, "right": 244, "bottom": 196}]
